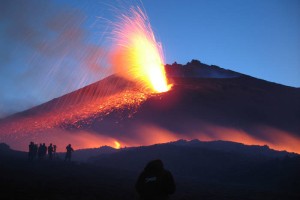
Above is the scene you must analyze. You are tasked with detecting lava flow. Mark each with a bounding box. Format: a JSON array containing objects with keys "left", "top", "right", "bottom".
[{"left": 111, "top": 6, "right": 171, "bottom": 93}]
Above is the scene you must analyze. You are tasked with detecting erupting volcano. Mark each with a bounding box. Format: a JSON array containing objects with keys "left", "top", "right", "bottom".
[
  {"left": 2, "top": 1, "right": 300, "bottom": 200},
  {"left": 0, "top": 4, "right": 299, "bottom": 155},
  {"left": 0, "top": 4, "right": 173, "bottom": 151}
]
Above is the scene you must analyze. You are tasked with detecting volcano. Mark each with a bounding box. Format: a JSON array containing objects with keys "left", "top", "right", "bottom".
[{"left": 1, "top": 60, "right": 300, "bottom": 152}]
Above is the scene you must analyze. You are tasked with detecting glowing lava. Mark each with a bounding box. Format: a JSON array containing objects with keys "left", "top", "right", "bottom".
[
  {"left": 111, "top": 6, "right": 171, "bottom": 93},
  {"left": 114, "top": 141, "right": 121, "bottom": 149}
]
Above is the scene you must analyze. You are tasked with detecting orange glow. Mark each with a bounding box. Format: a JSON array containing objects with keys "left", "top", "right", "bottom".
[
  {"left": 111, "top": 6, "right": 171, "bottom": 93},
  {"left": 192, "top": 124, "right": 300, "bottom": 154},
  {"left": 114, "top": 141, "right": 121, "bottom": 149},
  {"left": 120, "top": 123, "right": 300, "bottom": 154},
  {"left": 2, "top": 120, "right": 300, "bottom": 154},
  {"left": 194, "top": 126, "right": 268, "bottom": 146},
  {"left": 129, "top": 124, "right": 181, "bottom": 146}
]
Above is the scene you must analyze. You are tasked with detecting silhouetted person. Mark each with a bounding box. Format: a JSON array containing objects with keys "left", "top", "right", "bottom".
[
  {"left": 65, "top": 144, "right": 74, "bottom": 161},
  {"left": 28, "top": 142, "right": 35, "bottom": 161},
  {"left": 136, "top": 159, "right": 176, "bottom": 200},
  {"left": 53, "top": 145, "right": 57, "bottom": 159},
  {"left": 33, "top": 143, "right": 38, "bottom": 159},
  {"left": 48, "top": 143, "right": 54, "bottom": 160},
  {"left": 42, "top": 143, "right": 47, "bottom": 159},
  {"left": 38, "top": 144, "right": 43, "bottom": 160}
]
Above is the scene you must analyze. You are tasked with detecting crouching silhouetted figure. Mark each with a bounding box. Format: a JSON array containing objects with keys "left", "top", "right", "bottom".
[
  {"left": 65, "top": 144, "right": 74, "bottom": 161},
  {"left": 136, "top": 159, "right": 176, "bottom": 200}
]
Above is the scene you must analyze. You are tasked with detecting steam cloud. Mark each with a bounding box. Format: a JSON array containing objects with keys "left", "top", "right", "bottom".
[{"left": 0, "top": 0, "right": 110, "bottom": 118}]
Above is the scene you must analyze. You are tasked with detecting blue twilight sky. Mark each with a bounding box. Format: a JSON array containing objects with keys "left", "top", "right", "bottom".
[{"left": 0, "top": 0, "right": 299, "bottom": 117}]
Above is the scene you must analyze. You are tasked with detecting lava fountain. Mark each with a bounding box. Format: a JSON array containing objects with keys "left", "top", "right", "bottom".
[{"left": 111, "top": 6, "right": 171, "bottom": 93}]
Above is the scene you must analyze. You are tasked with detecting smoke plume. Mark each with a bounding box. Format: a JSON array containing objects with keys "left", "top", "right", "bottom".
[{"left": 0, "top": 0, "right": 110, "bottom": 118}]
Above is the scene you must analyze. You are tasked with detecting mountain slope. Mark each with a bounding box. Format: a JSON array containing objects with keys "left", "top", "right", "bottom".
[{"left": 0, "top": 60, "right": 299, "bottom": 152}]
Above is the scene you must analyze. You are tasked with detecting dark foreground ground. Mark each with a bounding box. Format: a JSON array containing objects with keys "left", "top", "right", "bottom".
[
  {"left": 1, "top": 141, "right": 300, "bottom": 200},
  {"left": 1, "top": 158, "right": 299, "bottom": 200}
]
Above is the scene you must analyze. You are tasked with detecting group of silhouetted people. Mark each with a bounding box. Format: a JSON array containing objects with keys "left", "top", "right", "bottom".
[
  {"left": 28, "top": 142, "right": 74, "bottom": 161},
  {"left": 28, "top": 142, "right": 56, "bottom": 161}
]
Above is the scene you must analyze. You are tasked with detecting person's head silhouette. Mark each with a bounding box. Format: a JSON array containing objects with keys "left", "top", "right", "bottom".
[{"left": 136, "top": 159, "right": 176, "bottom": 200}]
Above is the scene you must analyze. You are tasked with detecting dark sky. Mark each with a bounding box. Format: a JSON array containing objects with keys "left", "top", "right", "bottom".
[{"left": 0, "top": 0, "right": 299, "bottom": 118}]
